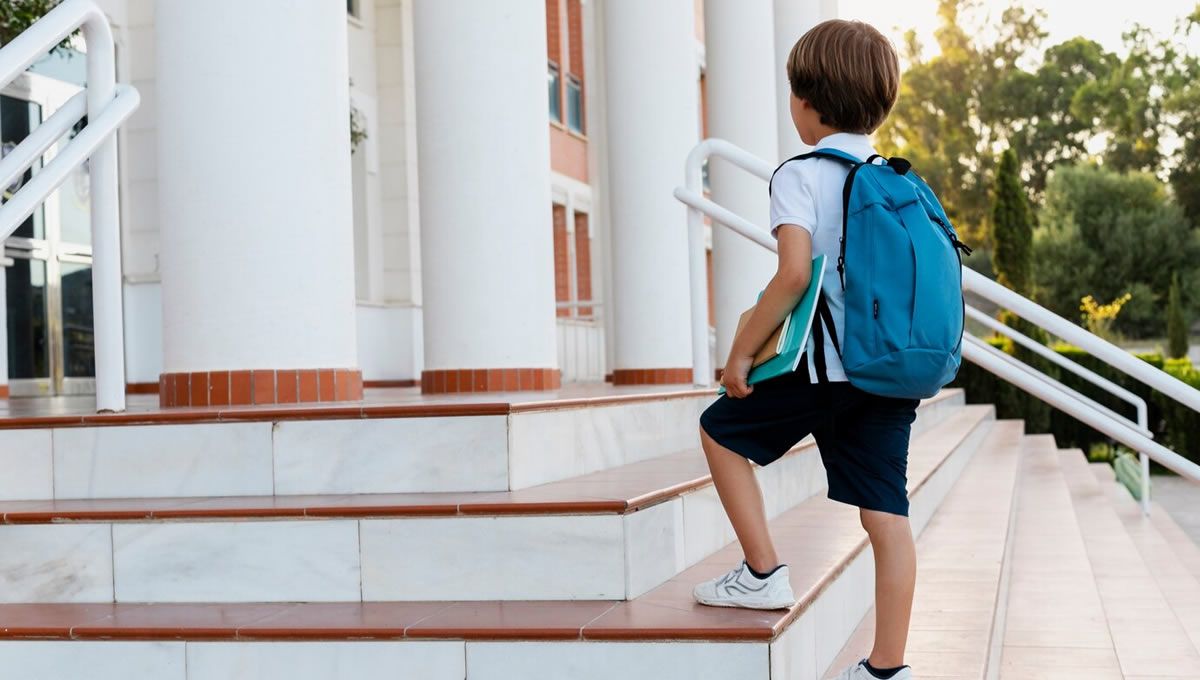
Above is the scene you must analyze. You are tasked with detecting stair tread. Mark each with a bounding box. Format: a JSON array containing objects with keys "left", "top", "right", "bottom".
[
  {"left": 0, "top": 403, "right": 993, "bottom": 642},
  {"left": 823, "top": 421, "right": 1026, "bottom": 678},
  {"left": 1000, "top": 436, "right": 1123, "bottom": 678},
  {"left": 0, "top": 384, "right": 724, "bottom": 430},
  {"left": 1073, "top": 449, "right": 1200, "bottom": 661},
  {"left": 0, "top": 397, "right": 976, "bottom": 524},
  {"left": 1058, "top": 448, "right": 1200, "bottom": 675}
]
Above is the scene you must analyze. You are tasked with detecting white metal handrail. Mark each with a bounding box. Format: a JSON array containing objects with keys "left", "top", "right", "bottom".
[
  {"left": 0, "top": 0, "right": 138, "bottom": 412},
  {"left": 965, "top": 306, "right": 1150, "bottom": 436},
  {"left": 676, "top": 137, "right": 1200, "bottom": 513}
]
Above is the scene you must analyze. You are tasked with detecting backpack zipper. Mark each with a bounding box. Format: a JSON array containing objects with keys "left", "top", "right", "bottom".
[{"left": 873, "top": 300, "right": 879, "bottom": 318}]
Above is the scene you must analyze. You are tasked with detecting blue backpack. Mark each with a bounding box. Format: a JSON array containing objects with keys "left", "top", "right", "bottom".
[{"left": 771, "top": 149, "right": 972, "bottom": 399}]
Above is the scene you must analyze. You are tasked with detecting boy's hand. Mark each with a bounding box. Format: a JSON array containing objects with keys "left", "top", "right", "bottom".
[{"left": 722, "top": 355, "right": 754, "bottom": 399}]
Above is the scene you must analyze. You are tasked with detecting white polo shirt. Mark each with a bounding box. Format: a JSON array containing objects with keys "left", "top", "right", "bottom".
[{"left": 769, "top": 132, "right": 879, "bottom": 383}]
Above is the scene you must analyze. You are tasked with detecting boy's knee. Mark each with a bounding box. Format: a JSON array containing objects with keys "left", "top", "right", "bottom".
[{"left": 859, "top": 507, "right": 909, "bottom": 537}]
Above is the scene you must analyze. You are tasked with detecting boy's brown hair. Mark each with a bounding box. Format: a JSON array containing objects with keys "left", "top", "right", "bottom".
[{"left": 786, "top": 19, "right": 900, "bottom": 134}]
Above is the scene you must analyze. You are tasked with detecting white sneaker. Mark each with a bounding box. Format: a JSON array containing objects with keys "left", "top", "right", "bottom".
[
  {"left": 692, "top": 560, "right": 796, "bottom": 610},
  {"left": 832, "top": 659, "right": 913, "bottom": 680}
]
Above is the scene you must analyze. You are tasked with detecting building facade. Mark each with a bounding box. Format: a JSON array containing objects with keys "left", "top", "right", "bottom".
[{"left": 0, "top": 0, "right": 834, "bottom": 405}]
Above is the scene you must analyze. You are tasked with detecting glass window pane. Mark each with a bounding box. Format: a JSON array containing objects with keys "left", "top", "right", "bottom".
[
  {"left": 61, "top": 262, "right": 94, "bottom": 378},
  {"left": 548, "top": 64, "right": 562, "bottom": 123},
  {"left": 566, "top": 78, "right": 584, "bottom": 133},
  {"left": 6, "top": 258, "right": 49, "bottom": 380},
  {"left": 1, "top": 95, "right": 45, "bottom": 240}
]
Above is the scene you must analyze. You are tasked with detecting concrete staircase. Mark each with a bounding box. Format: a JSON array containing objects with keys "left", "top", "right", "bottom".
[{"left": 0, "top": 387, "right": 1195, "bottom": 678}]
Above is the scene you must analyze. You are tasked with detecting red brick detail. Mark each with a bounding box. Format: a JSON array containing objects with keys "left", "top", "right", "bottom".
[
  {"left": 549, "top": 126, "right": 588, "bottom": 181},
  {"left": 552, "top": 204, "right": 570, "bottom": 317},
  {"left": 363, "top": 379, "right": 418, "bottom": 388},
  {"left": 0, "top": 384, "right": 8, "bottom": 399},
  {"left": 566, "top": 0, "right": 584, "bottom": 79},
  {"left": 546, "top": 0, "right": 561, "bottom": 61},
  {"left": 125, "top": 383, "right": 159, "bottom": 395},
  {"left": 611, "top": 368, "right": 693, "bottom": 386},
  {"left": 573, "top": 211, "right": 592, "bottom": 317},
  {"left": 159, "top": 369, "right": 363, "bottom": 407},
  {"left": 420, "top": 368, "right": 561, "bottom": 394}
]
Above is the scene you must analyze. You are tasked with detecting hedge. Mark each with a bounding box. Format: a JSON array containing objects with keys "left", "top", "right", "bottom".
[{"left": 950, "top": 340, "right": 1200, "bottom": 467}]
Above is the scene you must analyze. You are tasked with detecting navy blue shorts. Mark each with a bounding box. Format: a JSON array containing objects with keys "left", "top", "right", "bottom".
[{"left": 699, "top": 369, "right": 920, "bottom": 516}]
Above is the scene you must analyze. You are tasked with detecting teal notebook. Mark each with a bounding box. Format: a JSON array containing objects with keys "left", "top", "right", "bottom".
[{"left": 718, "top": 254, "right": 826, "bottom": 395}]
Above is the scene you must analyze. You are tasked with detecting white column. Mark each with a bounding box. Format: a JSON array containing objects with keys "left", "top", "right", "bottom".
[
  {"left": 603, "top": 0, "right": 700, "bottom": 383},
  {"left": 773, "top": 0, "right": 838, "bottom": 159},
  {"left": 413, "top": 0, "right": 559, "bottom": 391},
  {"left": 705, "top": 0, "right": 780, "bottom": 372},
  {"left": 156, "top": 0, "right": 358, "bottom": 402}
]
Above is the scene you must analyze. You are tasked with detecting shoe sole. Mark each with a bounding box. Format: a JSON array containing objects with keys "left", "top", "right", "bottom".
[{"left": 693, "top": 593, "right": 796, "bottom": 610}]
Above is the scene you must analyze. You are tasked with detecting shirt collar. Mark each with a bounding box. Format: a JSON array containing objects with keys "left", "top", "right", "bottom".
[{"left": 813, "top": 132, "right": 875, "bottom": 158}]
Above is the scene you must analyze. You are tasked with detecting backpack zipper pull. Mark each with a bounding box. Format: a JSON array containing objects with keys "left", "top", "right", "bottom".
[{"left": 873, "top": 300, "right": 879, "bottom": 318}]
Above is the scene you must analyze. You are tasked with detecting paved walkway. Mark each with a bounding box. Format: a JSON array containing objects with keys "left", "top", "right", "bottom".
[{"left": 1154, "top": 475, "right": 1200, "bottom": 544}]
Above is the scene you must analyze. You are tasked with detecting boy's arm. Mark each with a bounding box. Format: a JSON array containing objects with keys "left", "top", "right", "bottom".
[{"left": 722, "top": 225, "right": 813, "bottom": 398}]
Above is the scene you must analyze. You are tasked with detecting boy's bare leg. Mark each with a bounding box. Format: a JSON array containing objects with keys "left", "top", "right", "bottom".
[
  {"left": 861, "top": 508, "right": 916, "bottom": 668},
  {"left": 700, "top": 427, "right": 779, "bottom": 572}
]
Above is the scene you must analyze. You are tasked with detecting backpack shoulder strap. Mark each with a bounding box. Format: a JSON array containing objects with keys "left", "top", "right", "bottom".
[{"left": 768, "top": 149, "right": 862, "bottom": 196}]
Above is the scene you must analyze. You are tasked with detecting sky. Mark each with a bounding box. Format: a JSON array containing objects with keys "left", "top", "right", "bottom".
[{"left": 840, "top": 0, "right": 1198, "bottom": 58}]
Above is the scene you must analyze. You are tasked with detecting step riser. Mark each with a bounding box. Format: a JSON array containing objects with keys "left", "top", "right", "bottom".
[
  {"left": 0, "top": 640, "right": 468, "bottom": 680},
  {"left": 0, "top": 639, "right": 775, "bottom": 680},
  {"left": 0, "top": 395, "right": 716, "bottom": 501},
  {"left": 0, "top": 450, "right": 819, "bottom": 604},
  {"left": 0, "top": 396, "right": 969, "bottom": 604}
]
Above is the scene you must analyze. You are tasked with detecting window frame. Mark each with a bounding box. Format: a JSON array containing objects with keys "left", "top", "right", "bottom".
[
  {"left": 547, "top": 61, "right": 563, "bottom": 124},
  {"left": 565, "top": 74, "right": 584, "bottom": 135}
]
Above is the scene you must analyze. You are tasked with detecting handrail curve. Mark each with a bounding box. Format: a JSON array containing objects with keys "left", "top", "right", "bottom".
[{"left": 0, "top": 0, "right": 135, "bottom": 412}]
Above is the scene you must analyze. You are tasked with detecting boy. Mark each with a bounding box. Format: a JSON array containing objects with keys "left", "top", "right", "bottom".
[{"left": 692, "top": 20, "right": 917, "bottom": 680}]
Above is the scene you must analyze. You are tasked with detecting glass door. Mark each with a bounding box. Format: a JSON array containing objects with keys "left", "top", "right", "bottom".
[{"left": 2, "top": 71, "right": 94, "bottom": 397}]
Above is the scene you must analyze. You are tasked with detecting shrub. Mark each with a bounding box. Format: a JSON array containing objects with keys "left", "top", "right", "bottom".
[{"left": 1168, "top": 272, "right": 1189, "bottom": 359}]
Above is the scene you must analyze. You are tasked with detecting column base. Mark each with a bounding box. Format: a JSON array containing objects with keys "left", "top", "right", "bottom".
[
  {"left": 160, "top": 369, "right": 363, "bottom": 407},
  {"left": 610, "top": 368, "right": 693, "bottom": 385},
  {"left": 421, "top": 368, "right": 561, "bottom": 394}
]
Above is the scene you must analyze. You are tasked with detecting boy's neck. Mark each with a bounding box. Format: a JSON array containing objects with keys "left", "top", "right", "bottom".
[{"left": 812, "top": 128, "right": 865, "bottom": 146}]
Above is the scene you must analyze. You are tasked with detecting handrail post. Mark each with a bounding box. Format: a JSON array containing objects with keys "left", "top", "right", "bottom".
[
  {"left": 81, "top": 5, "right": 126, "bottom": 413},
  {"left": 685, "top": 142, "right": 712, "bottom": 387}
]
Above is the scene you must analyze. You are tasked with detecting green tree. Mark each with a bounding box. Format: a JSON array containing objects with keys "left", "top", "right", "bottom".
[
  {"left": 990, "top": 149, "right": 1034, "bottom": 295},
  {"left": 1168, "top": 272, "right": 1189, "bottom": 359},
  {"left": 0, "top": 0, "right": 64, "bottom": 47},
  {"left": 1034, "top": 164, "right": 1200, "bottom": 338}
]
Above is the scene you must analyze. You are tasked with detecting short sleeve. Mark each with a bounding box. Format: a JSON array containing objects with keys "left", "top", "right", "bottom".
[{"left": 769, "top": 162, "right": 817, "bottom": 239}]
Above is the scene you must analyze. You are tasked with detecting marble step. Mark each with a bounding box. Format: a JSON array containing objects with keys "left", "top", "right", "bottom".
[
  {"left": 0, "top": 398, "right": 979, "bottom": 605},
  {"left": 0, "top": 408, "right": 994, "bottom": 679},
  {"left": 993, "top": 435, "right": 1124, "bottom": 678},
  {"left": 0, "top": 387, "right": 964, "bottom": 502},
  {"left": 823, "top": 421, "right": 1025, "bottom": 679},
  {"left": 1059, "top": 449, "right": 1200, "bottom": 674},
  {"left": 0, "top": 388, "right": 718, "bottom": 500}
]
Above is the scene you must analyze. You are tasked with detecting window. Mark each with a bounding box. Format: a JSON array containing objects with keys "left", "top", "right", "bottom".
[
  {"left": 548, "top": 63, "right": 562, "bottom": 123},
  {"left": 347, "top": 0, "right": 361, "bottom": 18},
  {"left": 574, "top": 212, "right": 593, "bottom": 317},
  {"left": 566, "top": 76, "right": 584, "bottom": 134},
  {"left": 552, "top": 205, "right": 570, "bottom": 317}
]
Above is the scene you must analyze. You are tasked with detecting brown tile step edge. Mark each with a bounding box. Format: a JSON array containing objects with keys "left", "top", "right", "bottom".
[
  {"left": 0, "top": 386, "right": 721, "bottom": 431},
  {"left": 0, "top": 446, "right": 717, "bottom": 523},
  {"left": 0, "top": 393, "right": 973, "bottom": 524},
  {"left": 0, "top": 406, "right": 993, "bottom": 643}
]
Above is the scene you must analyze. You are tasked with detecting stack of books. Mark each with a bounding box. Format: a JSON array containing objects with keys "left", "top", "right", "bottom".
[{"left": 718, "top": 254, "right": 826, "bottom": 395}]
